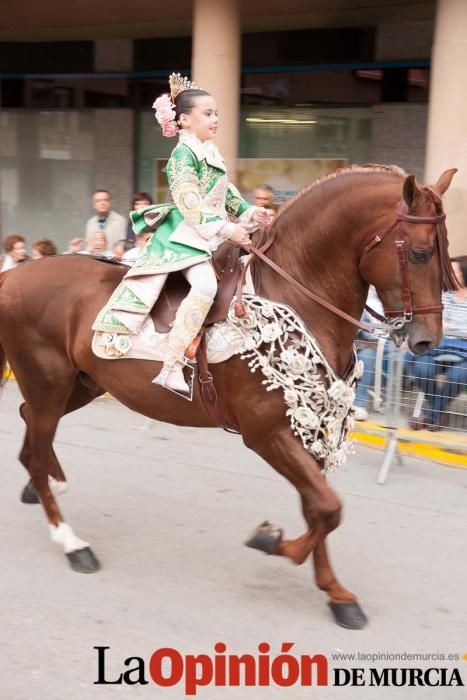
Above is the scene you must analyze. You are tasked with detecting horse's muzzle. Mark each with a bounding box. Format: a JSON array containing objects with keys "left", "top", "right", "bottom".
[{"left": 406, "top": 315, "right": 442, "bottom": 355}]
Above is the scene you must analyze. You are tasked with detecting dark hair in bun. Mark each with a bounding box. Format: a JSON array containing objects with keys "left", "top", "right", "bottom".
[{"left": 174, "top": 88, "right": 211, "bottom": 122}]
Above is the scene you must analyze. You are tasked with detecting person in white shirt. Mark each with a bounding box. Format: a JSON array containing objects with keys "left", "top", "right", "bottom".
[
  {"left": 0, "top": 234, "right": 28, "bottom": 272},
  {"left": 85, "top": 190, "right": 127, "bottom": 250},
  {"left": 353, "top": 286, "right": 392, "bottom": 421}
]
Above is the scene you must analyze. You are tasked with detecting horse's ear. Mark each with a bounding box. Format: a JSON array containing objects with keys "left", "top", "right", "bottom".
[
  {"left": 432, "top": 168, "right": 457, "bottom": 196},
  {"left": 402, "top": 174, "right": 422, "bottom": 208}
]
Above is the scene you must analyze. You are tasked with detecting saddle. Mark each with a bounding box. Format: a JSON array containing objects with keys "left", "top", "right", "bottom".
[{"left": 150, "top": 242, "right": 242, "bottom": 332}]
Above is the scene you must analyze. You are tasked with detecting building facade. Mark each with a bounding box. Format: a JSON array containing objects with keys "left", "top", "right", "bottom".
[{"left": 0, "top": 0, "right": 465, "bottom": 254}]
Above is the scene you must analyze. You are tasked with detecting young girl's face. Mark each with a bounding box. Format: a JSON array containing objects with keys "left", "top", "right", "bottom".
[{"left": 179, "top": 95, "right": 219, "bottom": 142}]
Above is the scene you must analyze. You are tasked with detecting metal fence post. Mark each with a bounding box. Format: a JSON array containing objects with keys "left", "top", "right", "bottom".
[{"left": 377, "top": 345, "right": 404, "bottom": 484}]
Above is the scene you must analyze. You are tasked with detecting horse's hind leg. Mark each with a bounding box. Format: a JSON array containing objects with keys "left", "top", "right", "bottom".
[
  {"left": 245, "top": 428, "right": 367, "bottom": 628},
  {"left": 19, "top": 403, "right": 67, "bottom": 503},
  {"left": 27, "top": 406, "right": 100, "bottom": 572},
  {"left": 12, "top": 366, "right": 101, "bottom": 572},
  {"left": 19, "top": 376, "right": 104, "bottom": 504}
]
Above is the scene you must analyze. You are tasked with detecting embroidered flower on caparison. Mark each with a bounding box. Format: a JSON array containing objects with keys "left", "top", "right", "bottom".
[{"left": 227, "top": 296, "right": 360, "bottom": 472}]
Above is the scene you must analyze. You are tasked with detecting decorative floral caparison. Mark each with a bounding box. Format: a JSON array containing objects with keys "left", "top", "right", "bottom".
[
  {"left": 226, "top": 295, "right": 363, "bottom": 472},
  {"left": 95, "top": 294, "right": 363, "bottom": 471}
]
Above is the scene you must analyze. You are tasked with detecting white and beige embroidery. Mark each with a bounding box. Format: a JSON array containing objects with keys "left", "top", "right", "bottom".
[{"left": 226, "top": 295, "right": 363, "bottom": 472}]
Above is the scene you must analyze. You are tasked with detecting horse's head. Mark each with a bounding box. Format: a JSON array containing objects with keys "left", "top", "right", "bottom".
[{"left": 359, "top": 168, "right": 459, "bottom": 354}]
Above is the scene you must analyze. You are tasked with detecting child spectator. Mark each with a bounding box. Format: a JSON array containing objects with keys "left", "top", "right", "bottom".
[
  {"left": 0, "top": 234, "right": 28, "bottom": 271},
  {"left": 31, "top": 238, "right": 58, "bottom": 258}
]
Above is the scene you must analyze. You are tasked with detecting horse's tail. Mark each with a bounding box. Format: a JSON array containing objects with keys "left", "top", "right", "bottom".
[{"left": 0, "top": 273, "right": 9, "bottom": 389}]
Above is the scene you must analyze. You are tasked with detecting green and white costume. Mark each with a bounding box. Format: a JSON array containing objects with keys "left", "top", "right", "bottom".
[{"left": 93, "top": 130, "right": 257, "bottom": 335}]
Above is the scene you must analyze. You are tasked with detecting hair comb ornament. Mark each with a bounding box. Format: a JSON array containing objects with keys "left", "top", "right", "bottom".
[{"left": 169, "top": 73, "right": 198, "bottom": 101}]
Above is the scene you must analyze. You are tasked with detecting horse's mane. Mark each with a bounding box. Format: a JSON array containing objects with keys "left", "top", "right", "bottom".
[
  {"left": 268, "top": 162, "right": 457, "bottom": 293},
  {"left": 80, "top": 255, "right": 126, "bottom": 267},
  {"left": 274, "top": 163, "right": 407, "bottom": 224}
]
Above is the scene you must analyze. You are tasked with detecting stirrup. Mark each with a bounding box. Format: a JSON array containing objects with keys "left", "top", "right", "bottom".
[{"left": 152, "top": 361, "right": 194, "bottom": 401}]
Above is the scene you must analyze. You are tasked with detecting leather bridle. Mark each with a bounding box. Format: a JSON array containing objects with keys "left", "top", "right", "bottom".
[
  {"left": 235, "top": 200, "right": 447, "bottom": 336},
  {"left": 359, "top": 201, "right": 446, "bottom": 326}
]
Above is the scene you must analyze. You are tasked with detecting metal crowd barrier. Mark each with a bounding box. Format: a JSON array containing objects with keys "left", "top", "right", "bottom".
[{"left": 354, "top": 332, "right": 467, "bottom": 484}]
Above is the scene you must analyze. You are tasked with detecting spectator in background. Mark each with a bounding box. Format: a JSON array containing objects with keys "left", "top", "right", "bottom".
[
  {"left": 406, "top": 256, "right": 467, "bottom": 430},
  {"left": 66, "top": 237, "right": 85, "bottom": 254},
  {"left": 127, "top": 192, "right": 154, "bottom": 244},
  {"left": 112, "top": 238, "right": 134, "bottom": 259},
  {"left": 31, "top": 238, "right": 58, "bottom": 258},
  {"left": 253, "top": 184, "right": 276, "bottom": 218},
  {"left": 80, "top": 231, "right": 113, "bottom": 258},
  {"left": 353, "top": 286, "right": 394, "bottom": 421},
  {"left": 121, "top": 231, "right": 152, "bottom": 266},
  {"left": 85, "top": 189, "right": 126, "bottom": 249},
  {"left": 0, "top": 234, "right": 28, "bottom": 272}
]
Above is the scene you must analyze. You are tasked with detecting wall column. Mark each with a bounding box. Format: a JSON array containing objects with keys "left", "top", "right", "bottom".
[
  {"left": 425, "top": 0, "right": 467, "bottom": 255},
  {"left": 192, "top": 0, "right": 241, "bottom": 177}
]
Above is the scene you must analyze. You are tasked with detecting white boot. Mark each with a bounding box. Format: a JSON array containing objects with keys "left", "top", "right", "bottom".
[
  {"left": 154, "top": 362, "right": 191, "bottom": 396},
  {"left": 153, "top": 291, "right": 214, "bottom": 398}
]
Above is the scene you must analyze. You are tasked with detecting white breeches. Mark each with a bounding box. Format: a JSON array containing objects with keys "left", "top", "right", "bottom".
[{"left": 182, "top": 261, "right": 217, "bottom": 299}]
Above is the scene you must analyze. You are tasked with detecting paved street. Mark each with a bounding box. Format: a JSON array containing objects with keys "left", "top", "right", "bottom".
[{"left": 1, "top": 380, "right": 466, "bottom": 700}]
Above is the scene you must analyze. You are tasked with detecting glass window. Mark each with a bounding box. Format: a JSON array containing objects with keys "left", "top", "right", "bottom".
[
  {"left": 237, "top": 105, "right": 371, "bottom": 204},
  {"left": 240, "top": 105, "right": 371, "bottom": 162},
  {"left": 0, "top": 110, "right": 96, "bottom": 252}
]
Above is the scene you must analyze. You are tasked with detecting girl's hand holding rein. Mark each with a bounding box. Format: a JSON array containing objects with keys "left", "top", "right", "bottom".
[{"left": 230, "top": 225, "right": 251, "bottom": 247}]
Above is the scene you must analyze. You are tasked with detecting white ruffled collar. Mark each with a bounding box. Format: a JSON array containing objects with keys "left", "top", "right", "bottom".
[{"left": 178, "top": 129, "right": 226, "bottom": 172}]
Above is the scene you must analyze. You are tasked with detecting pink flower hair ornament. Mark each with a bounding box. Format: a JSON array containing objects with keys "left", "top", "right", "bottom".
[{"left": 152, "top": 93, "right": 179, "bottom": 138}]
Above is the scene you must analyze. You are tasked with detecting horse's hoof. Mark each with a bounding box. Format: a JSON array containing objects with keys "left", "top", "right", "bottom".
[
  {"left": 20, "top": 480, "right": 40, "bottom": 504},
  {"left": 245, "top": 521, "right": 282, "bottom": 555},
  {"left": 66, "top": 547, "right": 101, "bottom": 574},
  {"left": 328, "top": 601, "right": 368, "bottom": 629}
]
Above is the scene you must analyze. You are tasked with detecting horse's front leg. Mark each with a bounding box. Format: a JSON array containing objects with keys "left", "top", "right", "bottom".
[
  {"left": 244, "top": 426, "right": 367, "bottom": 628},
  {"left": 313, "top": 539, "right": 367, "bottom": 629},
  {"left": 245, "top": 426, "right": 340, "bottom": 560}
]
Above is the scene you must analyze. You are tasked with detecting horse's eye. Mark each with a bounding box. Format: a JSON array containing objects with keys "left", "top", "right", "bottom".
[{"left": 409, "top": 249, "right": 432, "bottom": 264}]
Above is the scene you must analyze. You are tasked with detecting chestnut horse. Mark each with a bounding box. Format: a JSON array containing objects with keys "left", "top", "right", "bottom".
[{"left": 0, "top": 166, "right": 458, "bottom": 629}]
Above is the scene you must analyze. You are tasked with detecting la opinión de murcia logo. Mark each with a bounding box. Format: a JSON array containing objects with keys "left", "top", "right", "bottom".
[
  {"left": 93, "top": 645, "right": 464, "bottom": 695},
  {"left": 95, "top": 644, "right": 327, "bottom": 693}
]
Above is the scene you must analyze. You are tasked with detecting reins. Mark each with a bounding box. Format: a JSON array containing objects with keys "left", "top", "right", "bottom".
[
  {"left": 235, "top": 200, "right": 450, "bottom": 335},
  {"left": 235, "top": 240, "right": 380, "bottom": 334}
]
